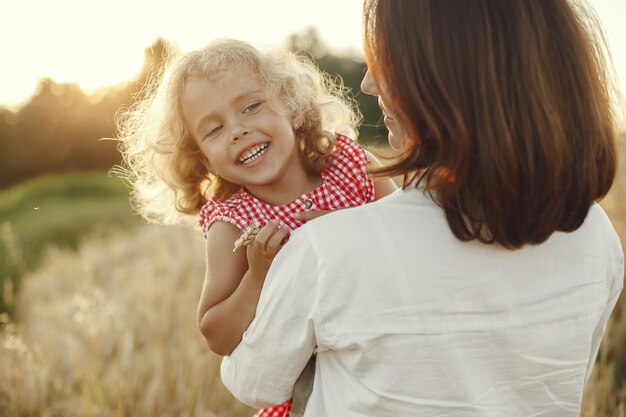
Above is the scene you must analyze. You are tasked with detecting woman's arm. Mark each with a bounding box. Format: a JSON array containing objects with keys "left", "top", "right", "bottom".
[
  {"left": 197, "top": 221, "right": 288, "bottom": 356},
  {"left": 221, "top": 227, "right": 320, "bottom": 408},
  {"left": 364, "top": 149, "right": 397, "bottom": 198}
]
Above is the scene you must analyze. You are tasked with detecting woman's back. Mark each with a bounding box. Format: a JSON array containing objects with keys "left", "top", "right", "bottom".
[{"left": 269, "top": 187, "right": 623, "bottom": 416}]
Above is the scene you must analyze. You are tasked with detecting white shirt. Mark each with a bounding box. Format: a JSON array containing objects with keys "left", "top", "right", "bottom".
[{"left": 221, "top": 187, "right": 624, "bottom": 417}]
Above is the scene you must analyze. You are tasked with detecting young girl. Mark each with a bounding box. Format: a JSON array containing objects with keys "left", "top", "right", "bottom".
[{"left": 116, "top": 39, "right": 396, "bottom": 417}]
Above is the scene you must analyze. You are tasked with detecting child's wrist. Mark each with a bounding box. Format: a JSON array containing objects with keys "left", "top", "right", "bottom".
[{"left": 245, "top": 264, "right": 269, "bottom": 284}]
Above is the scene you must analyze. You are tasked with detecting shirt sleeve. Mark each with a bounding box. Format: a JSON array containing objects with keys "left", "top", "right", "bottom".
[
  {"left": 220, "top": 227, "right": 320, "bottom": 408},
  {"left": 199, "top": 198, "right": 248, "bottom": 237},
  {"left": 583, "top": 245, "right": 624, "bottom": 384}
]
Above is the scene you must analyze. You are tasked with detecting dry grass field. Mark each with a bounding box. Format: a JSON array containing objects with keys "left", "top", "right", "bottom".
[
  {"left": 0, "top": 225, "right": 255, "bottom": 417},
  {"left": 0, "top": 140, "right": 624, "bottom": 416}
]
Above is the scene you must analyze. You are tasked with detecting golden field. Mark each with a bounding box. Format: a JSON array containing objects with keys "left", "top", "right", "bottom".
[
  {"left": 0, "top": 225, "right": 255, "bottom": 417},
  {"left": 1, "top": 141, "right": 625, "bottom": 416}
]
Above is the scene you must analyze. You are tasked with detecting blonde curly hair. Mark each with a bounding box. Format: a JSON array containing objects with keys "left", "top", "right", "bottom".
[{"left": 116, "top": 39, "right": 360, "bottom": 224}]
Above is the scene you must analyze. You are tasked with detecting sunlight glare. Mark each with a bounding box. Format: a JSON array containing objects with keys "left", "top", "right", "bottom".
[{"left": 1, "top": 0, "right": 624, "bottom": 130}]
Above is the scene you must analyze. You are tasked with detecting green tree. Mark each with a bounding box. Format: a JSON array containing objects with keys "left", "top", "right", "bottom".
[
  {"left": 286, "top": 27, "right": 387, "bottom": 146},
  {"left": 0, "top": 39, "right": 171, "bottom": 190}
]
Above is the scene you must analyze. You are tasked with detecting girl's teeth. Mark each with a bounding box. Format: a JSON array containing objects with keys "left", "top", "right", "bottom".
[{"left": 240, "top": 144, "right": 268, "bottom": 164}]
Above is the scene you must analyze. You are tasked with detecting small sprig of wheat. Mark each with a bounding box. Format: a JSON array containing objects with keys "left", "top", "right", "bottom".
[{"left": 232, "top": 222, "right": 262, "bottom": 252}]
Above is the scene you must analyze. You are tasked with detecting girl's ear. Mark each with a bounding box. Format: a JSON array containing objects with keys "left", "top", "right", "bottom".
[{"left": 292, "top": 114, "right": 303, "bottom": 130}]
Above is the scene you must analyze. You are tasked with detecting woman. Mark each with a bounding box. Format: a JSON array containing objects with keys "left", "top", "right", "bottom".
[{"left": 220, "top": 1, "right": 623, "bottom": 416}]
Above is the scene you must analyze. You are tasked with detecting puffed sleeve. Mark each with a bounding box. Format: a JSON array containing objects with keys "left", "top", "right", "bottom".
[
  {"left": 199, "top": 198, "right": 248, "bottom": 238},
  {"left": 583, "top": 231, "right": 624, "bottom": 384}
]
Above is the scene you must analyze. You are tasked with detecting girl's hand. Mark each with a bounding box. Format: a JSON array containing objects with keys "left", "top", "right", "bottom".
[
  {"left": 246, "top": 221, "right": 289, "bottom": 276},
  {"left": 293, "top": 210, "right": 332, "bottom": 221}
]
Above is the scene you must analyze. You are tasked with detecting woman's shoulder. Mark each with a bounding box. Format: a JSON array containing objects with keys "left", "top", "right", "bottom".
[{"left": 582, "top": 204, "right": 623, "bottom": 252}]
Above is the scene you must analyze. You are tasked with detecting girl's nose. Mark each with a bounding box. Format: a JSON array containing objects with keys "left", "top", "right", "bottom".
[
  {"left": 361, "top": 70, "right": 378, "bottom": 96},
  {"left": 231, "top": 125, "right": 250, "bottom": 141}
]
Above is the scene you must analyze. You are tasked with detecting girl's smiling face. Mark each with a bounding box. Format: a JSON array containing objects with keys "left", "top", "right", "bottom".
[
  {"left": 360, "top": 69, "right": 407, "bottom": 150},
  {"left": 181, "top": 70, "right": 308, "bottom": 202}
]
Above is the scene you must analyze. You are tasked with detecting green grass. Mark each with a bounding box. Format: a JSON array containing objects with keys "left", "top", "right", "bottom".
[{"left": 0, "top": 171, "right": 143, "bottom": 315}]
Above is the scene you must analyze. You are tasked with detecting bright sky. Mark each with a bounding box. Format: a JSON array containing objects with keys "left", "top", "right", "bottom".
[{"left": 1, "top": 0, "right": 625, "bottom": 128}]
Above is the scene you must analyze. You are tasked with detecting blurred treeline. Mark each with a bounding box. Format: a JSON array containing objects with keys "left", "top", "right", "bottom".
[{"left": 0, "top": 28, "right": 386, "bottom": 190}]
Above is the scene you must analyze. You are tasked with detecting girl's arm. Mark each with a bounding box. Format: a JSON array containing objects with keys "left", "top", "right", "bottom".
[
  {"left": 365, "top": 149, "right": 398, "bottom": 198},
  {"left": 197, "top": 221, "right": 287, "bottom": 356}
]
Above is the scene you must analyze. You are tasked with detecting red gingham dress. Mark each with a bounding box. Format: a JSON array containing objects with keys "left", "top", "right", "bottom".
[
  {"left": 200, "top": 134, "right": 375, "bottom": 235},
  {"left": 199, "top": 134, "right": 375, "bottom": 417}
]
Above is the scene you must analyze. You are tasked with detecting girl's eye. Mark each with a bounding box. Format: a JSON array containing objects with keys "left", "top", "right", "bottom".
[
  {"left": 204, "top": 125, "right": 222, "bottom": 139},
  {"left": 243, "top": 101, "right": 262, "bottom": 114}
]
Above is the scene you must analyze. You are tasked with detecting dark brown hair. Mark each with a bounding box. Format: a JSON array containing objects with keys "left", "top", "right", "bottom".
[{"left": 363, "top": 0, "right": 618, "bottom": 248}]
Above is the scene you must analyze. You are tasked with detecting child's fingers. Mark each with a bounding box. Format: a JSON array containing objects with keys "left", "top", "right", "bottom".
[
  {"left": 253, "top": 221, "right": 278, "bottom": 244},
  {"left": 245, "top": 222, "right": 289, "bottom": 276},
  {"left": 294, "top": 210, "right": 332, "bottom": 221},
  {"left": 265, "top": 225, "right": 289, "bottom": 254},
  {"left": 251, "top": 222, "right": 289, "bottom": 256}
]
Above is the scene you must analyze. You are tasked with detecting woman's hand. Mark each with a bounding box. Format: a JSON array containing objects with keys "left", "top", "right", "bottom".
[{"left": 245, "top": 221, "right": 289, "bottom": 276}]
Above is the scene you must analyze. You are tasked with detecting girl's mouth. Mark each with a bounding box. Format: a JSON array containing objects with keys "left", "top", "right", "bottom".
[{"left": 238, "top": 143, "right": 269, "bottom": 165}]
